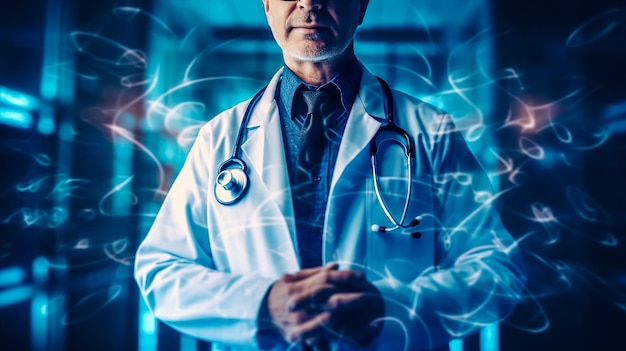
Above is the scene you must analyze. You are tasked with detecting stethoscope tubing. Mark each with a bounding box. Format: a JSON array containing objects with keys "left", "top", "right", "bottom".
[{"left": 215, "top": 76, "right": 420, "bottom": 234}]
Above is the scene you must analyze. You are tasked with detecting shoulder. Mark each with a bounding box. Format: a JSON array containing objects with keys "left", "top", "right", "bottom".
[
  {"left": 196, "top": 98, "right": 252, "bottom": 139},
  {"left": 385, "top": 86, "right": 454, "bottom": 138}
]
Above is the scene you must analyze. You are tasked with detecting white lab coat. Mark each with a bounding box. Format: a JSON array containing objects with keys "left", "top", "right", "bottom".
[{"left": 134, "top": 64, "right": 526, "bottom": 351}]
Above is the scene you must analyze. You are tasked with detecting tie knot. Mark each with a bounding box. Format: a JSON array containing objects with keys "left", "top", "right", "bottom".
[{"left": 301, "top": 86, "right": 341, "bottom": 116}]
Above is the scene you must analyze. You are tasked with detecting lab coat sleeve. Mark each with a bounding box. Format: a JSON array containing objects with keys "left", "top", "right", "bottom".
[
  {"left": 372, "top": 114, "right": 527, "bottom": 350},
  {"left": 134, "top": 126, "right": 276, "bottom": 348}
]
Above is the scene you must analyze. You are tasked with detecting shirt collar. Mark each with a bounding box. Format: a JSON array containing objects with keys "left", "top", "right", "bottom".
[{"left": 279, "top": 58, "right": 362, "bottom": 119}]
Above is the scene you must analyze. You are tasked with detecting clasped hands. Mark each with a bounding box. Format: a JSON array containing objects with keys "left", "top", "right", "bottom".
[{"left": 266, "top": 263, "right": 385, "bottom": 349}]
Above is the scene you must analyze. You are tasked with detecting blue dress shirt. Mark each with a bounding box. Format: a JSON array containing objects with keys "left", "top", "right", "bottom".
[{"left": 276, "top": 60, "right": 362, "bottom": 268}]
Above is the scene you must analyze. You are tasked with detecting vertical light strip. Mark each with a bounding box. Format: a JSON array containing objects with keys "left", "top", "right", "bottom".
[
  {"left": 180, "top": 334, "right": 197, "bottom": 351},
  {"left": 112, "top": 114, "right": 134, "bottom": 215},
  {"left": 138, "top": 298, "right": 158, "bottom": 351},
  {"left": 31, "top": 257, "right": 50, "bottom": 351},
  {"left": 40, "top": 0, "right": 75, "bottom": 104},
  {"left": 480, "top": 323, "right": 499, "bottom": 351},
  {"left": 31, "top": 292, "right": 48, "bottom": 351},
  {"left": 449, "top": 338, "right": 464, "bottom": 351},
  {"left": 40, "top": 0, "right": 60, "bottom": 102}
]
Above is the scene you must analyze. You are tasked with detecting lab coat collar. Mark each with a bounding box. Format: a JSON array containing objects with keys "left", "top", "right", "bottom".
[
  {"left": 247, "top": 63, "right": 387, "bottom": 126},
  {"left": 246, "top": 68, "right": 283, "bottom": 128},
  {"left": 331, "top": 64, "right": 387, "bottom": 187},
  {"left": 356, "top": 61, "right": 387, "bottom": 122},
  {"left": 237, "top": 65, "right": 389, "bottom": 263}
]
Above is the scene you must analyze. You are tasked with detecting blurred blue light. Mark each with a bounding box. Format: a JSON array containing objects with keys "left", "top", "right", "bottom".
[
  {"left": 449, "top": 338, "right": 464, "bottom": 351},
  {"left": 0, "top": 108, "right": 34, "bottom": 129},
  {"left": 0, "top": 86, "right": 40, "bottom": 110},
  {"left": 37, "top": 107, "right": 56, "bottom": 135},
  {"left": 180, "top": 334, "right": 197, "bottom": 351},
  {"left": 480, "top": 323, "right": 499, "bottom": 351},
  {"left": 32, "top": 256, "right": 50, "bottom": 284},
  {"left": 0, "top": 285, "right": 34, "bottom": 308},
  {"left": 0, "top": 266, "right": 26, "bottom": 287},
  {"left": 138, "top": 298, "right": 157, "bottom": 351},
  {"left": 31, "top": 292, "right": 48, "bottom": 351}
]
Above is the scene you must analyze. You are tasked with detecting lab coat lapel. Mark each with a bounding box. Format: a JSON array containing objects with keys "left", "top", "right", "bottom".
[
  {"left": 238, "top": 69, "right": 301, "bottom": 271},
  {"left": 325, "top": 68, "right": 387, "bottom": 265},
  {"left": 331, "top": 67, "right": 386, "bottom": 186}
]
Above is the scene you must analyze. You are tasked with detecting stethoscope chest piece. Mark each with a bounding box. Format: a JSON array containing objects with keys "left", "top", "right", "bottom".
[{"left": 214, "top": 158, "right": 249, "bottom": 205}]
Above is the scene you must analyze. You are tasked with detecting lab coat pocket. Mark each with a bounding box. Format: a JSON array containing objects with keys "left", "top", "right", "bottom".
[{"left": 365, "top": 176, "right": 435, "bottom": 283}]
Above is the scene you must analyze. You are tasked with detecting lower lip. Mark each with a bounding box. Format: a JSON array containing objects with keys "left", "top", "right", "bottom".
[{"left": 295, "top": 27, "right": 324, "bottom": 34}]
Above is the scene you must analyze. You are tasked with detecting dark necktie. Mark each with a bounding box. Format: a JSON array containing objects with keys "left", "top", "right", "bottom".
[
  {"left": 295, "top": 89, "right": 342, "bottom": 187},
  {"left": 292, "top": 87, "right": 343, "bottom": 270}
]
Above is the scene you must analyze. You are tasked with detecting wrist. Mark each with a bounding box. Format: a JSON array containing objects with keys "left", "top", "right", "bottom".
[{"left": 257, "top": 283, "right": 282, "bottom": 349}]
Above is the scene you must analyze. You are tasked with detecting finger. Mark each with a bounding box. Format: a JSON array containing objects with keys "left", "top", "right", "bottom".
[
  {"left": 287, "top": 270, "right": 364, "bottom": 311},
  {"left": 324, "top": 292, "right": 367, "bottom": 312},
  {"left": 287, "top": 311, "right": 332, "bottom": 344},
  {"left": 283, "top": 263, "right": 339, "bottom": 282},
  {"left": 324, "top": 269, "right": 365, "bottom": 284},
  {"left": 288, "top": 283, "right": 337, "bottom": 311}
]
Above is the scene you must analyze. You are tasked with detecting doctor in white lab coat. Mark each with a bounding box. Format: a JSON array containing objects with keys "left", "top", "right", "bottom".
[{"left": 134, "top": 1, "right": 526, "bottom": 350}]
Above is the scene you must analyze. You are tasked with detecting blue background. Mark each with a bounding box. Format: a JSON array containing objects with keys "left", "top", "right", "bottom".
[{"left": 1, "top": 0, "right": 625, "bottom": 350}]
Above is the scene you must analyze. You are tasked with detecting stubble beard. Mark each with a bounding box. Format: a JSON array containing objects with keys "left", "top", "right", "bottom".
[{"left": 285, "top": 35, "right": 349, "bottom": 63}]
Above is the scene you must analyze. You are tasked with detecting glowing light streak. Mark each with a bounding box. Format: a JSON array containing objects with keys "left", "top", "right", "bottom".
[
  {"left": 112, "top": 7, "right": 177, "bottom": 39},
  {"left": 103, "top": 239, "right": 134, "bottom": 266},
  {"left": 62, "top": 285, "right": 123, "bottom": 326},
  {"left": 434, "top": 172, "right": 472, "bottom": 186},
  {"left": 71, "top": 31, "right": 147, "bottom": 68},
  {"left": 518, "top": 137, "right": 544, "bottom": 160},
  {"left": 43, "top": 61, "right": 99, "bottom": 81},
  {"left": 0, "top": 108, "right": 33, "bottom": 129},
  {"left": 572, "top": 130, "right": 611, "bottom": 150},
  {"left": 0, "top": 86, "right": 39, "bottom": 110},
  {"left": 98, "top": 175, "right": 137, "bottom": 216},
  {"left": 0, "top": 266, "right": 26, "bottom": 287},
  {"left": 107, "top": 123, "right": 165, "bottom": 189},
  {"left": 47, "top": 178, "right": 90, "bottom": 200},
  {"left": 162, "top": 101, "right": 206, "bottom": 133},
  {"left": 74, "top": 239, "right": 90, "bottom": 249},
  {"left": 411, "top": 7, "right": 437, "bottom": 55},
  {"left": 0, "top": 285, "right": 35, "bottom": 308},
  {"left": 3, "top": 207, "right": 69, "bottom": 229},
  {"left": 179, "top": 23, "right": 203, "bottom": 52},
  {"left": 550, "top": 122, "right": 573, "bottom": 143},
  {"left": 501, "top": 103, "right": 537, "bottom": 132},
  {"left": 559, "top": 153, "right": 572, "bottom": 166},
  {"left": 565, "top": 186, "right": 613, "bottom": 224},
  {"left": 529, "top": 204, "right": 558, "bottom": 224},
  {"left": 566, "top": 8, "right": 626, "bottom": 47},
  {"left": 109, "top": 65, "right": 159, "bottom": 130},
  {"left": 120, "top": 73, "right": 153, "bottom": 88},
  {"left": 33, "top": 154, "right": 51, "bottom": 167},
  {"left": 16, "top": 175, "right": 56, "bottom": 193},
  {"left": 599, "top": 233, "right": 618, "bottom": 247}
]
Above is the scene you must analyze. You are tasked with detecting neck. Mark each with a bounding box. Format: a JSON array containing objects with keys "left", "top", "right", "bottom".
[{"left": 284, "top": 45, "right": 356, "bottom": 87}]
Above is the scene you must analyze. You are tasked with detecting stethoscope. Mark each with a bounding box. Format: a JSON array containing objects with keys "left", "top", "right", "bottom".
[{"left": 214, "top": 77, "right": 421, "bottom": 234}]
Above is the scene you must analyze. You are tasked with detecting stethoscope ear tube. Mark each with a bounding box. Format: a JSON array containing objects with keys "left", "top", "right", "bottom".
[
  {"left": 369, "top": 77, "right": 420, "bottom": 235},
  {"left": 213, "top": 87, "right": 266, "bottom": 205}
]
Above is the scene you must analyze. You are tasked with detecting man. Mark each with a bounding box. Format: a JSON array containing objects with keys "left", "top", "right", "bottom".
[{"left": 134, "top": 1, "right": 526, "bottom": 350}]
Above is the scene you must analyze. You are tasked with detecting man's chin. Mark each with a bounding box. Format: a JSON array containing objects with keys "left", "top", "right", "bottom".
[{"left": 288, "top": 47, "right": 338, "bottom": 63}]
